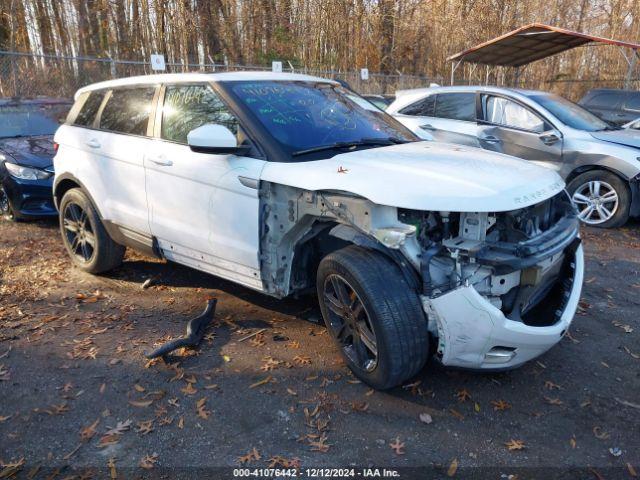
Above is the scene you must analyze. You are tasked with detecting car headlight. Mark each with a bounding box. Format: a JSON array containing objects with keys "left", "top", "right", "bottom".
[{"left": 4, "top": 162, "right": 52, "bottom": 180}]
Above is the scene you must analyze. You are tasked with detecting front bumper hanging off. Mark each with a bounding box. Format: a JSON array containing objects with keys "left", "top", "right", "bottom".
[{"left": 421, "top": 243, "right": 584, "bottom": 371}]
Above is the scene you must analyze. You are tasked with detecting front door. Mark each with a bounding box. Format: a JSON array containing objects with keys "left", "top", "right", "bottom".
[
  {"left": 477, "top": 94, "right": 563, "bottom": 171},
  {"left": 144, "top": 83, "right": 266, "bottom": 290}
]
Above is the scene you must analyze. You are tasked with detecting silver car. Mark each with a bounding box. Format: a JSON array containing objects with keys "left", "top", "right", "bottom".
[{"left": 388, "top": 86, "right": 640, "bottom": 228}]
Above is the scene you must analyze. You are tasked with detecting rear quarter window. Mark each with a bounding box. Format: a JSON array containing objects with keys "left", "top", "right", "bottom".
[
  {"left": 73, "top": 91, "right": 106, "bottom": 127},
  {"left": 398, "top": 95, "right": 435, "bottom": 116},
  {"left": 99, "top": 87, "right": 156, "bottom": 136}
]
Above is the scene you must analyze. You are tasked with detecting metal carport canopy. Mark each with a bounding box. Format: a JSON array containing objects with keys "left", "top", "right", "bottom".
[{"left": 447, "top": 23, "right": 640, "bottom": 68}]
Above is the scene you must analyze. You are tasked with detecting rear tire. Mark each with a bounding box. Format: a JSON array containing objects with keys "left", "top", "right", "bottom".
[
  {"left": 317, "top": 245, "right": 429, "bottom": 390},
  {"left": 59, "top": 188, "right": 125, "bottom": 273},
  {"left": 567, "top": 170, "right": 630, "bottom": 228}
]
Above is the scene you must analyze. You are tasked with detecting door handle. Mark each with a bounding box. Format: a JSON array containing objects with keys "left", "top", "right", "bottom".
[
  {"left": 480, "top": 135, "right": 502, "bottom": 144},
  {"left": 420, "top": 124, "right": 436, "bottom": 131},
  {"left": 86, "top": 139, "right": 101, "bottom": 149},
  {"left": 147, "top": 155, "right": 173, "bottom": 166}
]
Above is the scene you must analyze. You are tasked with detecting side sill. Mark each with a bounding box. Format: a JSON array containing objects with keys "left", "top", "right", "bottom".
[{"left": 102, "top": 221, "right": 161, "bottom": 259}]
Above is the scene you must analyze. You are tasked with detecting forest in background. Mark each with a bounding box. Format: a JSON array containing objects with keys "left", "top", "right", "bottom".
[{"left": 0, "top": 0, "right": 639, "bottom": 95}]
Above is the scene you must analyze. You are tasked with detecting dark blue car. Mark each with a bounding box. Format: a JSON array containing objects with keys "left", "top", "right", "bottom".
[{"left": 0, "top": 98, "right": 71, "bottom": 220}]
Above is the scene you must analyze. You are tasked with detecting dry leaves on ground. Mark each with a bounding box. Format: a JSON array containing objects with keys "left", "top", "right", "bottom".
[
  {"left": 0, "top": 457, "right": 25, "bottom": 478},
  {"left": 447, "top": 458, "right": 458, "bottom": 477},
  {"left": 136, "top": 420, "right": 154, "bottom": 435},
  {"left": 139, "top": 453, "right": 159, "bottom": 469},
  {"left": 267, "top": 456, "right": 301, "bottom": 468},
  {"left": 308, "top": 433, "right": 330, "bottom": 453},
  {"left": 128, "top": 399, "right": 154, "bottom": 408},
  {"left": 456, "top": 389, "right": 471, "bottom": 402},
  {"left": 104, "top": 419, "right": 132, "bottom": 436},
  {"left": 181, "top": 383, "right": 197, "bottom": 395},
  {"left": 491, "top": 400, "right": 511, "bottom": 411},
  {"left": 389, "top": 437, "right": 405, "bottom": 455},
  {"left": 237, "top": 447, "right": 261, "bottom": 464},
  {"left": 505, "top": 439, "right": 526, "bottom": 451},
  {"left": 79, "top": 418, "right": 100, "bottom": 441},
  {"left": 196, "top": 398, "right": 211, "bottom": 419},
  {"left": 250, "top": 375, "right": 273, "bottom": 388},
  {"left": 293, "top": 355, "right": 312, "bottom": 366}
]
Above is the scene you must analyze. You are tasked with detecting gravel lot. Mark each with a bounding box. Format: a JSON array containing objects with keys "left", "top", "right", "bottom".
[{"left": 0, "top": 218, "right": 639, "bottom": 479}]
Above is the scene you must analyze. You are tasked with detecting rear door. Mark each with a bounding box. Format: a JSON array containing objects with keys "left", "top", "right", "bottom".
[
  {"left": 427, "top": 92, "right": 480, "bottom": 146},
  {"left": 392, "top": 94, "right": 437, "bottom": 139},
  {"left": 55, "top": 89, "right": 108, "bottom": 181},
  {"left": 393, "top": 92, "right": 479, "bottom": 146},
  {"left": 144, "top": 83, "right": 265, "bottom": 290},
  {"left": 85, "top": 86, "right": 158, "bottom": 235},
  {"left": 477, "top": 94, "right": 563, "bottom": 170}
]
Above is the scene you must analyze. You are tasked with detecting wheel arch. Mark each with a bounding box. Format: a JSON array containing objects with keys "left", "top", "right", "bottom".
[
  {"left": 565, "top": 164, "right": 630, "bottom": 186},
  {"left": 286, "top": 221, "right": 420, "bottom": 297},
  {"left": 259, "top": 181, "right": 421, "bottom": 298},
  {"left": 53, "top": 174, "right": 104, "bottom": 219}
]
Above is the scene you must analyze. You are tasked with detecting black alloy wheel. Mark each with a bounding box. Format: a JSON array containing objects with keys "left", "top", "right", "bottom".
[
  {"left": 322, "top": 273, "right": 378, "bottom": 372},
  {"left": 62, "top": 201, "right": 96, "bottom": 264}
]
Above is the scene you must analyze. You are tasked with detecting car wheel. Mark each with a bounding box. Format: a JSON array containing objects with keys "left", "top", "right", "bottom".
[
  {"left": 317, "top": 245, "right": 429, "bottom": 390},
  {"left": 0, "top": 186, "right": 15, "bottom": 220},
  {"left": 59, "top": 188, "right": 125, "bottom": 273},
  {"left": 567, "top": 171, "right": 630, "bottom": 228}
]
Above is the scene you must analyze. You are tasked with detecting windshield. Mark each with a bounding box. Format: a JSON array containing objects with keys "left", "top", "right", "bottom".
[
  {"left": 530, "top": 94, "right": 610, "bottom": 132},
  {"left": 228, "top": 81, "right": 417, "bottom": 157},
  {"left": 0, "top": 106, "right": 63, "bottom": 138}
]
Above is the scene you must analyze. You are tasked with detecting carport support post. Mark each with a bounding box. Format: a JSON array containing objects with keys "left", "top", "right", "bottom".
[
  {"left": 623, "top": 48, "right": 639, "bottom": 90},
  {"left": 450, "top": 59, "right": 462, "bottom": 85}
]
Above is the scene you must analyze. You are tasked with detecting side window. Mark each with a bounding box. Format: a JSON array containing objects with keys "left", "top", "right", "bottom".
[
  {"left": 624, "top": 94, "right": 640, "bottom": 112},
  {"left": 99, "top": 87, "right": 156, "bottom": 136},
  {"left": 161, "top": 84, "right": 238, "bottom": 144},
  {"left": 74, "top": 91, "right": 106, "bottom": 127},
  {"left": 398, "top": 95, "right": 435, "bottom": 116},
  {"left": 434, "top": 93, "right": 476, "bottom": 121},
  {"left": 586, "top": 92, "right": 622, "bottom": 109},
  {"left": 484, "top": 96, "right": 545, "bottom": 133}
]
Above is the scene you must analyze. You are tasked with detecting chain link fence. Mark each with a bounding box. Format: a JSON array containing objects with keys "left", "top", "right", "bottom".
[{"left": 0, "top": 51, "right": 441, "bottom": 100}]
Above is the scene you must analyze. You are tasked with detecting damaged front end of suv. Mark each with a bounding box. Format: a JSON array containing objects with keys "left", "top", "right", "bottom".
[
  {"left": 259, "top": 176, "right": 584, "bottom": 374},
  {"left": 402, "top": 191, "right": 583, "bottom": 369}
]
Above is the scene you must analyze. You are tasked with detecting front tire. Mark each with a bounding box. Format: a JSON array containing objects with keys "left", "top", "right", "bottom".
[
  {"left": 317, "top": 246, "right": 429, "bottom": 390},
  {"left": 567, "top": 170, "right": 630, "bottom": 228},
  {"left": 0, "top": 186, "right": 15, "bottom": 221},
  {"left": 59, "top": 188, "right": 125, "bottom": 273}
]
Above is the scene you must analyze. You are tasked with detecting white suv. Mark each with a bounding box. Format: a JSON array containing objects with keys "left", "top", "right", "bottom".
[{"left": 54, "top": 73, "right": 584, "bottom": 389}]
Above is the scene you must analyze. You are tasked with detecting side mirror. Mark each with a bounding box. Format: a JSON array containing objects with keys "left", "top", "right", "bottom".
[
  {"left": 538, "top": 129, "right": 562, "bottom": 146},
  {"left": 187, "top": 124, "right": 249, "bottom": 155}
]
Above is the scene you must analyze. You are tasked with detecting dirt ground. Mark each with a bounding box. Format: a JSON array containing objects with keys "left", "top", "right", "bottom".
[{"left": 0, "top": 217, "right": 639, "bottom": 479}]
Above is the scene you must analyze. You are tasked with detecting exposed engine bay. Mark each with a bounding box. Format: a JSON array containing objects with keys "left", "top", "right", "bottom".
[
  {"left": 399, "top": 191, "right": 580, "bottom": 326},
  {"left": 259, "top": 182, "right": 582, "bottom": 370}
]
